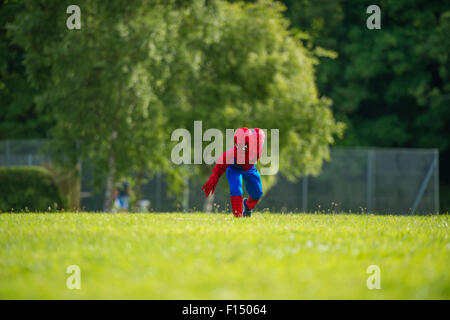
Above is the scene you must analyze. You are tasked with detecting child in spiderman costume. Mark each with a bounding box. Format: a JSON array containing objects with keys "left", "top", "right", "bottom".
[{"left": 201, "top": 127, "right": 265, "bottom": 217}]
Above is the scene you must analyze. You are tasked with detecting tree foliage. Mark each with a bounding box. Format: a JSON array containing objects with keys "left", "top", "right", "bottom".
[
  {"left": 9, "top": 0, "right": 168, "bottom": 210},
  {"left": 150, "top": 0, "right": 343, "bottom": 183},
  {"left": 7, "top": 0, "right": 342, "bottom": 208},
  {"left": 280, "top": 0, "right": 450, "bottom": 210},
  {"left": 282, "top": 0, "right": 450, "bottom": 151},
  {"left": 0, "top": 0, "right": 52, "bottom": 139}
]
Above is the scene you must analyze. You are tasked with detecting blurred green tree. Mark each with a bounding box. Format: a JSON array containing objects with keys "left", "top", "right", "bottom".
[
  {"left": 9, "top": 1, "right": 169, "bottom": 211},
  {"left": 0, "top": 0, "right": 52, "bottom": 139},
  {"left": 280, "top": 0, "right": 450, "bottom": 210},
  {"left": 9, "top": 0, "right": 343, "bottom": 211},
  {"left": 280, "top": 0, "right": 449, "bottom": 150},
  {"left": 147, "top": 0, "right": 343, "bottom": 209}
]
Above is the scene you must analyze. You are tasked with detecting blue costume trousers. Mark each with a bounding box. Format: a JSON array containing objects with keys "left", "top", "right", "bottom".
[{"left": 226, "top": 165, "right": 263, "bottom": 200}]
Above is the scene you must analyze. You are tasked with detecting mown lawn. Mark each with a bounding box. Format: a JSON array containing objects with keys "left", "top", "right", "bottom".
[{"left": 0, "top": 213, "right": 448, "bottom": 299}]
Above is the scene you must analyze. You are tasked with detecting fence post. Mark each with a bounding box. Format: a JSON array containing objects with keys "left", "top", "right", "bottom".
[
  {"left": 411, "top": 154, "right": 438, "bottom": 215},
  {"left": 156, "top": 172, "right": 162, "bottom": 211},
  {"left": 366, "top": 149, "right": 375, "bottom": 213},
  {"left": 6, "top": 140, "right": 10, "bottom": 166},
  {"left": 433, "top": 150, "right": 439, "bottom": 214},
  {"left": 182, "top": 177, "right": 189, "bottom": 212},
  {"left": 302, "top": 176, "right": 308, "bottom": 213}
]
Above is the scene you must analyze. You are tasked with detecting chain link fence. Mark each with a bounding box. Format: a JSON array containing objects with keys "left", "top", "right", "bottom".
[{"left": 0, "top": 140, "right": 439, "bottom": 214}]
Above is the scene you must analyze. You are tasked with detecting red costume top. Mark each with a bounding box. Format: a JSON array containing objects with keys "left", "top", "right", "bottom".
[{"left": 202, "top": 128, "right": 265, "bottom": 197}]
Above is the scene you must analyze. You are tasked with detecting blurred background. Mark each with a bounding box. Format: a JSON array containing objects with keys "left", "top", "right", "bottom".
[{"left": 0, "top": 0, "right": 448, "bottom": 214}]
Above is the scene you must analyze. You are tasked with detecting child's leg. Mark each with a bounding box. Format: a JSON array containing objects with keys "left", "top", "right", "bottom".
[
  {"left": 226, "top": 166, "right": 244, "bottom": 217},
  {"left": 242, "top": 166, "right": 263, "bottom": 210}
]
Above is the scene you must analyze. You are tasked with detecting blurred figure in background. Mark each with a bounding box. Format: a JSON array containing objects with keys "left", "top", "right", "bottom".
[{"left": 112, "top": 181, "right": 131, "bottom": 213}]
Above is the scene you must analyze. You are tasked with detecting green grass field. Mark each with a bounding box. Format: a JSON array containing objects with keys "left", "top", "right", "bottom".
[{"left": 0, "top": 213, "right": 448, "bottom": 299}]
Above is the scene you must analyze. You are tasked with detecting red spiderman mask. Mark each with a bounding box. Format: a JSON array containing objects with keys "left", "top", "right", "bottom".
[{"left": 234, "top": 128, "right": 260, "bottom": 165}]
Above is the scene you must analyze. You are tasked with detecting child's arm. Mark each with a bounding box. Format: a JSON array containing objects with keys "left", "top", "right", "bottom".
[
  {"left": 201, "top": 147, "right": 234, "bottom": 197},
  {"left": 248, "top": 128, "right": 265, "bottom": 164},
  {"left": 254, "top": 128, "right": 265, "bottom": 160}
]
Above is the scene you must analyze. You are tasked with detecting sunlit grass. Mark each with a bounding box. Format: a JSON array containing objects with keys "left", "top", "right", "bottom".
[{"left": 0, "top": 212, "right": 448, "bottom": 299}]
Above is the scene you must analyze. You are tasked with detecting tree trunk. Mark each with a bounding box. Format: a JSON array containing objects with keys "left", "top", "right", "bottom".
[
  {"left": 133, "top": 170, "right": 144, "bottom": 212},
  {"left": 203, "top": 193, "right": 215, "bottom": 212},
  {"left": 103, "top": 150, "right": 116, "bottom": 212},
  {"left": 182, "top": 177, "right": 189, "bottom": 211}
]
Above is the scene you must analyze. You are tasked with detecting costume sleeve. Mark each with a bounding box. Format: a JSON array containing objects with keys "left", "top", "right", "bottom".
[
  {"left": 211, "top": 147, "right": 234, "bottom": 179},
  {"left": 253, "top": 128, "right": 265, "bottom": 162}
]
